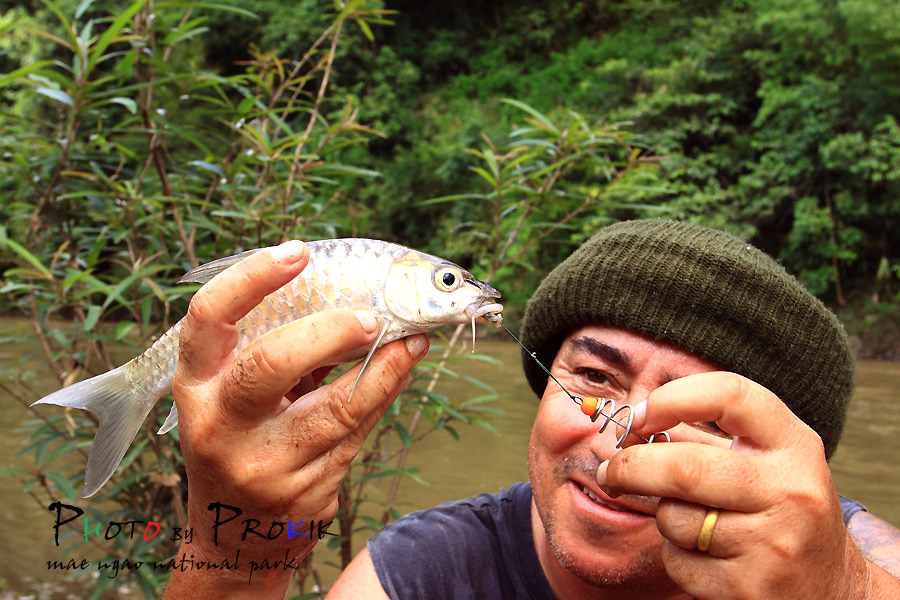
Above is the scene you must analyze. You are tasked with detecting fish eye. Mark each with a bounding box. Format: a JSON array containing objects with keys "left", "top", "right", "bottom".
[{"left": 433, "top": 266, "right": 462, "bottom": 292}]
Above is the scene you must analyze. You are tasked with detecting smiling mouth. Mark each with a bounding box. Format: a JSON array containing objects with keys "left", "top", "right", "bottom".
[{"left": 580, "top": 484, "right": 637, "bottom": 513}]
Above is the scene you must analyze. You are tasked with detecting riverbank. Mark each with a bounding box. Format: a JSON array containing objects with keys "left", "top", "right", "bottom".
[{"left": 839, "top": 300, "right": 900, "bottom": 360}]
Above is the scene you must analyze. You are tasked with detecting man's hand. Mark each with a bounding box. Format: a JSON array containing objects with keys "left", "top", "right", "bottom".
[
  {"left": 163, "top": 241, "right": 429, "bottom": 599},
  {"left": 597, "top": 371, "right": 899, "bottom": 599}
]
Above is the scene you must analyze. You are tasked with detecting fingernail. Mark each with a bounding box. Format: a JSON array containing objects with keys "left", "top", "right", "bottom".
[
  {"left": 596, "top": 460, "right": 608, "bottom": 486},
  {"left": 405, "top": 334, "right": 428, "bottom": 359},
  {"left": 354, "top": 310, "right": 378, "bottom": 334},
  {"left": 596, "top": 460, "right": 621, "bottom": 498},
  {"left": 271, "top": 240, "right": 307, "bottom": 263},
  {"left": 631, "top": 401, "right": 647, "bottom": 428}
]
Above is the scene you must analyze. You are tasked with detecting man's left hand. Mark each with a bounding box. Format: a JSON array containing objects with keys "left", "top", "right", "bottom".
[{"left": 595, "top": 371, "right": 895, "bottom": 599}]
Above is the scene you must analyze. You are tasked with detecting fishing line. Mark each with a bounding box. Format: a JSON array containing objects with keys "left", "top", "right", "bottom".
[{"left": 493, "top": 318, "right": 669, "bottom": 447}]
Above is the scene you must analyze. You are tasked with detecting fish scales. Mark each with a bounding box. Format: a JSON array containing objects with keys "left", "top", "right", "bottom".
[
  {"left": 32, "top": 238, "right": 503, "bottom": 497},
  {"left": 235, "top": 240, "right": 396, "bottom": 347}
]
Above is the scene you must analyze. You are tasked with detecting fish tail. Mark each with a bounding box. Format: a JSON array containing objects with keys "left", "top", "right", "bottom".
[
  {"left": 32, "top": 364, "right": 154, "bottom": 497},
  {"left": 31, "top": 321, "right": 182, "bottom": 497}
]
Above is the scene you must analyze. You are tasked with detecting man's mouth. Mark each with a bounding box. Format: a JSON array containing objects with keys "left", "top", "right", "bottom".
[{"left": 580, "top": 484, "right": 635, "bottom": 513}]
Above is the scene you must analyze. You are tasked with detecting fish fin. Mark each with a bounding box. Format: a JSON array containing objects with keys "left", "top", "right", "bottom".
[
  {"left": 178, "top": 247, "right": 266, "bottom": 284},
  {"left": 348, "top": 318, "right": 392, "bottom": 403},
  {"left": 32, "top": 365, "right": 154, "bottom": 498},
  {"left": 157, "top": 402, "right": 178, "bottom": 434}
]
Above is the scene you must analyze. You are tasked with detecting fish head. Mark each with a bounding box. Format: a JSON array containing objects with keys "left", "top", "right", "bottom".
[{"left": 384, "top": 251, "right": 503, "bottom": 328}]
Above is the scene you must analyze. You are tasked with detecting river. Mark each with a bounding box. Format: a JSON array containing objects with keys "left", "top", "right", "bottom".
[{"left": 1, "top": 328, "right": 898, "bottom": 598}]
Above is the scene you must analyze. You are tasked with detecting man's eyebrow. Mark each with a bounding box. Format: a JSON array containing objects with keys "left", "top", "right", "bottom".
[{"left": 568, "top": 336, "right": 631, "bottom": 369}]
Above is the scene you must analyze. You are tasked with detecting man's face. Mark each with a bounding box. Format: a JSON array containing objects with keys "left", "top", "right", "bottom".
[{"left": 528, "top": 324, "right": 720, "bottom": 597}]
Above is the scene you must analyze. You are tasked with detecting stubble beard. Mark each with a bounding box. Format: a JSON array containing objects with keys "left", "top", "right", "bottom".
[
  {"left": 543, "top": 508, "right": 669, "bottom": 590},
  {"left": 529, "top": 445, "right": 673, "bottom": 592}
]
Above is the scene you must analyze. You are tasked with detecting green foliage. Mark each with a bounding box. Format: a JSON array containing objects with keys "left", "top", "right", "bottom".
[
  {"left": 422, "top": 100, "right": 665, "bottom": 319},
  {"left": 4, "top": 0, "right": 900, "bottom": 595},
  {"left": 0, "top": 1, "right": 503, "bottom": 597},
  {"left": 245, "top": 0, "right": 900, "bottom": 342}
]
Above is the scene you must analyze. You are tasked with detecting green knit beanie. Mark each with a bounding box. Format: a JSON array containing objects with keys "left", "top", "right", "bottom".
[{"left": 520, "top": 219, "right": 854, "bottom": 460}]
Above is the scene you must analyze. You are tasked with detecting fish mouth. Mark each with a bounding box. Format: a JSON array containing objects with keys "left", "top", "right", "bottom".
[
  {"left": 477, "top": 280, "right": 501, "bottom": 299},
  {"left": 466, "top": 299, "right": 503, "bottom": 327},
  {"left": 461, "top": 279, "right": 503, "bottom": 326},
  {"left": 471, "top": 302, "right": 503, "bottom": 325}
]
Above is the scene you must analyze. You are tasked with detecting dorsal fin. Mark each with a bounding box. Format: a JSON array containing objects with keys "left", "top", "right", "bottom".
[{"left": 178, "top": 248, "right": 266, "bottom": 284}]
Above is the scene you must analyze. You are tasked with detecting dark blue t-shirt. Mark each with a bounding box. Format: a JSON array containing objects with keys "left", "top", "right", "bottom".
[
  {"left": 367, "top": 482, "right": 866, "bottom": 600},
  {"left": 368, "top": 482, "right": 554, "bottom": 600}
]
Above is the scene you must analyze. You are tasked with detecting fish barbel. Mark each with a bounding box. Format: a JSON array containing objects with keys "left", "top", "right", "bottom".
[{"left": 32, "top": 238, "right": 503, "bottom": 498}]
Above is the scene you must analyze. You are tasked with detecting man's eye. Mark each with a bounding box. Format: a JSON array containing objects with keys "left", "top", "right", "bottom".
[{"left": 579, "top": 369, "right": 610, "bottom": 386}]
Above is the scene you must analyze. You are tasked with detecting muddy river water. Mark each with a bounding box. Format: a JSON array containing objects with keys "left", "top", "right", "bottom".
[{"left": 1, "top": 327, "right": 898, "bottom": 598}]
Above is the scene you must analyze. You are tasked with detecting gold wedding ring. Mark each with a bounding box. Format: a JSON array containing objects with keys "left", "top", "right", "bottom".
[{"left": 695, "top": 507, "right": 720, "bottom": 552}]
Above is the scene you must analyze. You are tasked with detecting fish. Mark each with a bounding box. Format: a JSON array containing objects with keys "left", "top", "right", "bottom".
[{"left": 31, "top": 238, "right": 503, "bottom": 498}]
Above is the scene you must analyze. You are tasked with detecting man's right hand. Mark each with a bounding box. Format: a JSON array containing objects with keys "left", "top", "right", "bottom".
[{"left": 163, "top": 241, "right": 429, "bottom": 599}]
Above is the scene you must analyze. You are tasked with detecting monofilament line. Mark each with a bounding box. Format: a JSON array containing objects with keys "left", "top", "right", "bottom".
[{"left": 496, "top": 322, "right": 653, "bottom": 444}]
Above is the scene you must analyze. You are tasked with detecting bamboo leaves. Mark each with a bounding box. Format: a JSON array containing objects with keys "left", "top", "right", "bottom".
[{"left": 0, "top": 3, "right": 393, "bottom": 597}]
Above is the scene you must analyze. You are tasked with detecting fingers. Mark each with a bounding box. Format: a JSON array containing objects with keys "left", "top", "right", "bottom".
[
  {"left": 178, "top": 241, "right": 310, "bottom": 382},
  {"left": 597, "top": 371, "right": 825, "bottom": 514},
  {"left": 286, "top": 367, "right": 337, "bottom": 401},
  {"left": 656, "top": 499, "right": 736, "bottom": 557},
  {"left": 286, "top": 374, "right": 318, "bottom": 402},
  {"left": 618, "top": 419, "right": 733, "bottom": 450},
  {"left": 596, "top": 371, "right": 857, "bottom": 600},
  {"left": 659, "top": 542, "right": 730, "bottom": 599},
  {"left": 632, "top": 372, "right": 815, "bottom": 455},
  {"left": 218, "top": 309, "right": 380, "bottom": 422},
  {"left": 598, "top": 441, "right": 770, "bottom": 512},
  {"left": 283, "top": 334, "right": 429, "bottom": 467}
]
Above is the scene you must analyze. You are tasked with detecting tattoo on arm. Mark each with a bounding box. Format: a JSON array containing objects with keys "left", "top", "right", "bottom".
[{"left": 848, "top": 512, "right": 900, "bottom": 578}]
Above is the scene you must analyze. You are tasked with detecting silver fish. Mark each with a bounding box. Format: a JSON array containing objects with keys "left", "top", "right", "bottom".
[{"left": 32, "top": 239, "right": 503, "bottom": 497}]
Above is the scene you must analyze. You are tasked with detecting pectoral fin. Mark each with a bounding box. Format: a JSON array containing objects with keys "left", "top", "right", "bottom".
[
  {"left": 158, "top": 402, "right": 178, "bottom": 434},
  {"left": 348, "top": 318, "right": 391, "bottom": 403}
]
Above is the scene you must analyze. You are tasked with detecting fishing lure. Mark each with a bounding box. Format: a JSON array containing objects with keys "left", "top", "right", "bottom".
[{"left": 491, "top": 317, "right": 670, "bottom": 446}]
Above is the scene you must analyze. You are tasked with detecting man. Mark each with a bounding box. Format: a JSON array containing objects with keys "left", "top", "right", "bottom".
[{"left": 163, "top": 220, "right": 900, "bottom": 599}]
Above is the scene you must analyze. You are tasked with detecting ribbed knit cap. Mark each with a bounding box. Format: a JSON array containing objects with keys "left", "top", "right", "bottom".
[{"left": 520, "top": 219, "right": 854, "bottom": 459}]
